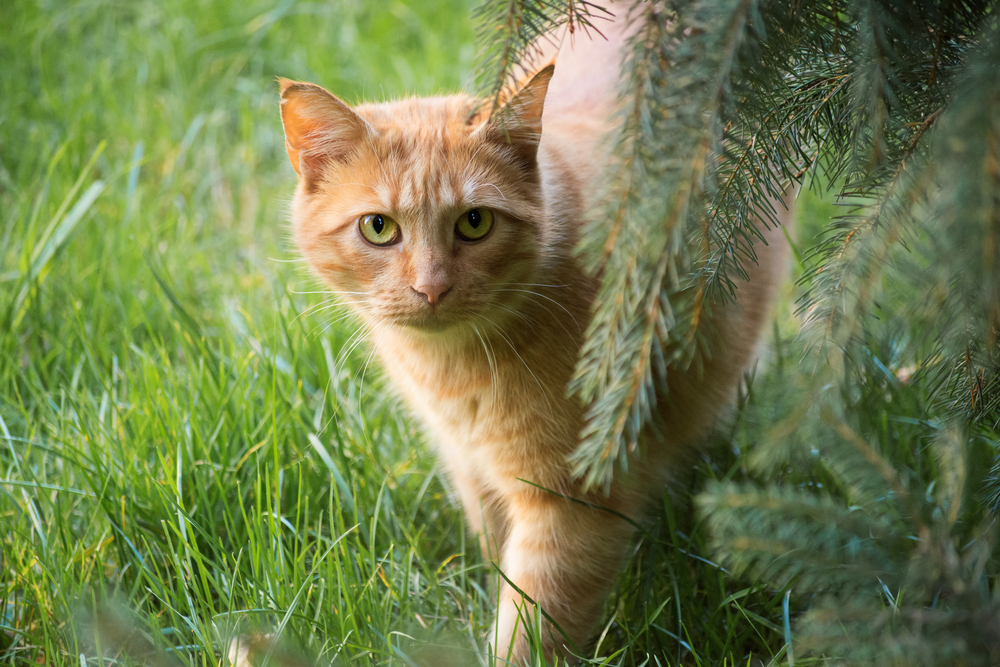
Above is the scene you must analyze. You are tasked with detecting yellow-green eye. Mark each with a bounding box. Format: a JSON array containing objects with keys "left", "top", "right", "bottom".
[
  {"left": 455, "top": 208, "right": 494, "bottom": 242},
  {"left": 359, "top": 213, "right": 400, "bottom": 246}
]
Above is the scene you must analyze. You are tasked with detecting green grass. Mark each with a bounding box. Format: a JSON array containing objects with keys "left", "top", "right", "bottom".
[{"left": 0, "top": 1, "right": 837, "bottom": 665}]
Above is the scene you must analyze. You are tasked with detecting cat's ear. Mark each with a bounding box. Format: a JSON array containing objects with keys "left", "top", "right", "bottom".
[
  {"left": 278, "top": 78, "right": 373, "bottom": 180},
  {"left": 477, "top": 64, "right": 555, "bottom": 168}
]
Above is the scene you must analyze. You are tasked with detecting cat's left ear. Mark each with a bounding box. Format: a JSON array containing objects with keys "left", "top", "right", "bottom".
[{"left": 477, "top": 64, "right": 555, "bottom": 168}]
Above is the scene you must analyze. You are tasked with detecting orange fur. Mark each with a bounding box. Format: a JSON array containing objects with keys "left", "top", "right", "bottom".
[{"left": 280, "top": 15, "right": 789, "bottom": 664}]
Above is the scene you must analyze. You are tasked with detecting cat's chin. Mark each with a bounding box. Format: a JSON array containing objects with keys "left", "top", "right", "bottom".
[{"left": 391, "top": 312, "right": 463, "bottom": 334}]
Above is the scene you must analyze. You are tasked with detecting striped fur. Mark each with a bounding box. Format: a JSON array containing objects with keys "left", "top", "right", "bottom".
[{"left": 280, "top": 16, "right": 789, "bottom": 664}]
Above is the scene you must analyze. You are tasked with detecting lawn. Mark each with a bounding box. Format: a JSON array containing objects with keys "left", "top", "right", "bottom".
[{"left": 0, "top": 1, "right": 829, "bottom": 665}]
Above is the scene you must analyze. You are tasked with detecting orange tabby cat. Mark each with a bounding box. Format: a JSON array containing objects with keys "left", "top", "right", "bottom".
[{"left": 278, "top": 15, "right": 789, "bottom": 664}]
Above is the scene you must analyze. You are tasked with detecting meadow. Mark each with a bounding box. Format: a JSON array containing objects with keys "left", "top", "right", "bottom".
[{"left": 0, "top": 1, "right": 838, "bottom": 664}]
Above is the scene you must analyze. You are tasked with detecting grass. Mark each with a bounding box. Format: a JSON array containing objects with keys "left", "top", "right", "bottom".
[{"left": 0, "top": 1, "right": 846, "bottom": 665}]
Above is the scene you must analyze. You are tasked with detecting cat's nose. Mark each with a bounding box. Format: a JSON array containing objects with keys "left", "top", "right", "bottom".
[{"left": 412, "top": 282, "right": 450, "bottom": 305}]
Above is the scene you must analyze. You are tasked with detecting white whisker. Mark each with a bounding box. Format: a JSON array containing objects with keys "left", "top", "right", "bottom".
[
  {"left": 486, "top": 281, "right": 570, "bottom": 289},
  {"left": 357, "top": 321, "right": 390, "bottom": 401},
  {"left": 473, "top": 313, "right": 556, "bottom": 425},
  {"left": 490, "top": 288, "right": 582, "bottom": 334},
  {"left": 333, "top": 324, "right": 374, "bottom": 379},
  {"left": 492, "top": 302, "right": 541, "bottom": 334},
  {"left": 471, "top": 321, "right": 500, "bottom": 428},
  {"left": 309, "top": 304, "right": 370, "bottom": 338}
]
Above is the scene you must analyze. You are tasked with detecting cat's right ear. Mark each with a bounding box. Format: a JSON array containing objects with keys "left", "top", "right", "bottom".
[{"left": 278, "top": 78, "right": 373, "bottom": 181}]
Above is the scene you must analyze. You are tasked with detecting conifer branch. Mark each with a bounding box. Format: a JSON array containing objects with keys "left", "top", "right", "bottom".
[
  {"left": 472, "top": 0, "right": 610, "bottom": 113},
  {"left": 690, "top": 11, "right": 1000, "bottom": 663},
  {"left": 570, "top": 0, "right": 764, "bottom": 490}
]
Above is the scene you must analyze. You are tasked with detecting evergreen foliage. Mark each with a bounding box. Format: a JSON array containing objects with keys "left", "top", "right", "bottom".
[{"left": 475, "top": 0, "right": 1000, "bottom": 662}]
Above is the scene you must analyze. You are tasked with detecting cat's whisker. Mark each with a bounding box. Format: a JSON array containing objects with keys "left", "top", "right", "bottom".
[
  {"left": 267, "top": 256, "right": 309, "bottom": 263},
  {"left": 294, "top": 299, "right": 373, "bottom": 327},
  {"left": 483, "top": 183, "right": 506, "bottom": 200},
  {"left": 305, "top": 306, "right": 360, "bottom": 332},
  {"left": 473, "top": 313, "right": 556, "bottom": 425},
  {"left": 460, "top": 144, "right": 487, "bottom": 183},
  {"left": 332, "top": 323, "right": 375, "bottom": 380},
  {"left": 305, "top": 295, "right": 369, "bottom": 316},
  {"left": 291, "top": 302, "right": 336, "bottom": 327},
  {"left": 296, "top": 294, "right": 371, "bottom": 319},
  {"left": 309, "top": 303, "right": 371, "bottom": 338},
  {"left": 311, "top": 301, "right": 359, "bottom": 318},
  {"left": 291, "top": 296, "right": 344, "bottom": 320},
  {"left": 289, "top": 289, "right": 369, "bottom": 296},
  {"left": 490, "top": 288, "right": 583, "bottom": 335},
  {"left": 470, "top": 321, "right": 500, "bottom": 427},
  {"left": 357, "top": 320, "right": 391, "bottom": 403},
  {"left": 296, "top": 295, "right": 339, "bottom": 308},
  {"left": 486, "top": 281, "right": 571, "bottom": 289},
  {"left": 491, "top": 302, "right": 542, "bottom": 334},
  {"left": 489, "top": 290, "right": 576, "bottom": 340},
  {"left": 484, "top": 327, "right": 502, "bottom": 427},
  {"left": 309, "top": 317, "right": 345, "bottom": 339}
]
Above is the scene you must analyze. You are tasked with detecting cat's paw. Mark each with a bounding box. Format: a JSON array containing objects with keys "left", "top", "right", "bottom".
[{"left": 224, "top": 633, "right": 273, "bottom": 667}]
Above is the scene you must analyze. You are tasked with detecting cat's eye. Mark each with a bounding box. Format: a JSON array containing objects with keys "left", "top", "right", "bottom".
[
  {"left": 455, "top": 208, "right": 494, "bottom": 242},
  {"left": 359, "top": 213, "right": 401, "bottom": 246}
]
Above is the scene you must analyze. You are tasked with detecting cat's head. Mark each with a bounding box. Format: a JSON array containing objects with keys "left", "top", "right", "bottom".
[{"left": 279, "top": 67, "right": 554, "bottom": 335}]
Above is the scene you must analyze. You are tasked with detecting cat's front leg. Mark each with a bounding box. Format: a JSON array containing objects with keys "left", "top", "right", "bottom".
[
  {"left": 489, "top": 488, "right": 638, "bottom": 664},
  {"left": 449, "top": 467, "right": 510, "bottom": 562}
]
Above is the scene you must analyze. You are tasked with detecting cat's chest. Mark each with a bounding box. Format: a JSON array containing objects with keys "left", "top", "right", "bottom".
[
  {"left": 376, "top": 335, "right": 561, "bottom": 446},
  {"left": 382, "top": 348, "right": 503, "bottom": 438},
  {"left": 372, "top": 328, "right": 586, "bottom": 490}
]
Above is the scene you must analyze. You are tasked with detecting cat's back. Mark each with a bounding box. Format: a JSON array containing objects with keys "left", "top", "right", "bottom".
[
  {"left": 538, "top": 15, "right": 632, "bottom": 124},
  {"left": 532, "top": 15, "right": 633, "bottom": 202}
]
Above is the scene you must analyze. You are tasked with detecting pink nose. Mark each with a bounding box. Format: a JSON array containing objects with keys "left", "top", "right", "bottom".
[{"left": 413, "top": 282, "right": 450, "bottom": 305}]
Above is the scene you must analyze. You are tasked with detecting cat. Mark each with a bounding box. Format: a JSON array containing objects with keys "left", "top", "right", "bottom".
[{"left": 277, "top": 12, "right": 789, "bottom": 664}]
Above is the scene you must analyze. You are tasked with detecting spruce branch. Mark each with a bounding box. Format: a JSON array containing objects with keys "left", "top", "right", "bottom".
[
  {"left": 472, "top": 0, "right": 610, "bottom": 112},
  {"left": 698, "top": 28, "right": 1000, "bottom": 662},
  {"left": 700, "top": 415, "right": 1000, "bottom": 665},
  {"left": 570, "top": 0, "right": 765, "bottom": 491}
]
